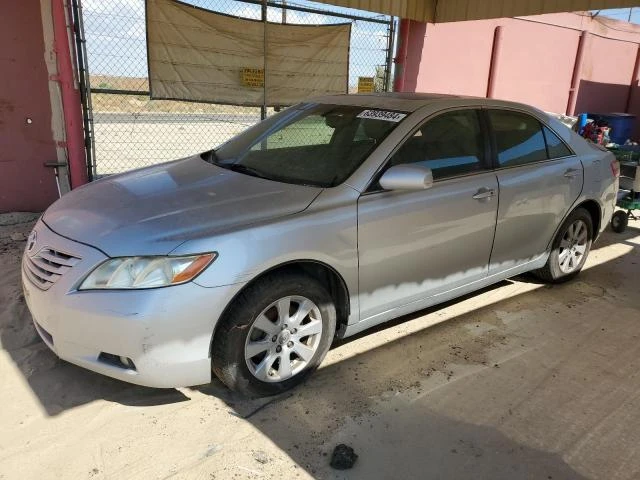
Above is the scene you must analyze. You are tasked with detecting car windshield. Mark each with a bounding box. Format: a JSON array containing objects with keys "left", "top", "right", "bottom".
[{"left": 209, "top": 103, "right": 408, "bottom": 187}]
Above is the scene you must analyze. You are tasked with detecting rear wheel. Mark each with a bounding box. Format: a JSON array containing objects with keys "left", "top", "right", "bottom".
[
  {"left": 212, "top": 272, "right": 336, "bottom": 397},
  {"left": 611, "top": 210, "right": 628, "bottom": 233},
  {"left": 533, "top": 208, "right": 593, "bottom": 283}
]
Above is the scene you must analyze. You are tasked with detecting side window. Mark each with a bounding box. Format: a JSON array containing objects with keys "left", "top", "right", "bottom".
[
  {"left": 489, "top": 110, "right": 547, "bottom": 167},
  {"left": 386, "top": 109, "right": 485, "bottom": 181},
  {"left": 543, "top": 126, "right": 572, "bottom": 158}
]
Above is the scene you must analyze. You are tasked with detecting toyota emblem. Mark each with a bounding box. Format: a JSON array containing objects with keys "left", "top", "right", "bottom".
[{"left": 27, "top": 231, "right": 37, "bottom": 254}]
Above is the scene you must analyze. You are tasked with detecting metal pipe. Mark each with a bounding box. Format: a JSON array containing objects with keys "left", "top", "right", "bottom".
[
  {"left": 70, "top": 0, "right": 95, "bottom": 181},
  {"left": 486, "top": 26, "right": 503, "bottom": 99},
  {"left": 393, "top": 18, "right": 410, "bottom": 92},
  {"left": 91, "top": 88, "right": 148, "bottom": 96},
  {"left": 566, "top": 31, "right": 589, "bottom": 115},
  {"left": 626, "top": 44, "right": 640, "bottom": 113},
  {"left": 241, "top": 0, "right": 389, "bottom": 24},
  {"left": 52, "top": 0, "right": 88, "bottom": 188},
  {"left": 261, "top": 0, "right": 267, "bottom": 121},
  {"left": 384, "top": 17, "right": 395, "bottom": 92}
]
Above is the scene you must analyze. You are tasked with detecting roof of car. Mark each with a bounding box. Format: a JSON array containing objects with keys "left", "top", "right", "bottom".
[{"left": 308, "top": 92, "right": 538, "bottom": 114}]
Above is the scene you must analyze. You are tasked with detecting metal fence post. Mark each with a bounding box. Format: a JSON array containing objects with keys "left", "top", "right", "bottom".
[
  {"left": 70, "top": 0, "right": 95, "bottom": 181},
  {"left": 384, "top": 16, "right": 395, "bottom": 92},
  {"left": 261, "top": 0, "right": 267, "bottom": 121}
]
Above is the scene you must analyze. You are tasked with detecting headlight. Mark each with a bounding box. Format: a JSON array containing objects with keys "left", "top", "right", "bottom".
[{"left": 79, "top": 253, "right": 216, "bottom": 290}]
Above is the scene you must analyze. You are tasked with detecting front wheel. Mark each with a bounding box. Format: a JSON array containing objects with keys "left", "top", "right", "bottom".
[
  {"left": 212, "top": 272, "right": 336, "bottom": 397},
  {"left": 533, "top": 208, "right": 593, "bottom": 283}
]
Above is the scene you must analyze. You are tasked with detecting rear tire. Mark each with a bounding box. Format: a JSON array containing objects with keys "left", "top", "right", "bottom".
[
  {"left": 611, "top": 210, "right": 628, "bottom": 233},
  {"left": 211, "top": 272, "right": 336, "bottom": 397},
  {"left": 533, "top": 208, "right": 593, "bottom": 283}
]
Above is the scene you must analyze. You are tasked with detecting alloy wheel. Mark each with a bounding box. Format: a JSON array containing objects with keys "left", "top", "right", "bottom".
[
  {"left": 558, "top": 219, "right": 588, "bottom": 274},
  {"left": 245, "top": 295, "right": 323, "bottom": 382}
]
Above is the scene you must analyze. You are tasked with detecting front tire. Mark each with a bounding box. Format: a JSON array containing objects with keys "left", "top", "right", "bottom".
[
  {"left": 212, "top": 272, "right": 336, "bottom": 397},
  {"left": 533, "top": 208, "right": 593, "bottom": 283}
]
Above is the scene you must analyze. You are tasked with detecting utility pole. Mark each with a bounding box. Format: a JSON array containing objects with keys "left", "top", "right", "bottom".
[{"left": 629, "top": 8, "right": 633, "bottom": 23}]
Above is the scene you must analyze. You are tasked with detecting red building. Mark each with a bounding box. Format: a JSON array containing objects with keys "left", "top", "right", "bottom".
[{"left": 0, "top": 1, "right": 86, "bottom": 213}]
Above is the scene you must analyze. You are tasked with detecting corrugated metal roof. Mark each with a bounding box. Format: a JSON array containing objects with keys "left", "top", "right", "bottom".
[{"left": 313, "top": 0, "right": 640, "bottom": 22}]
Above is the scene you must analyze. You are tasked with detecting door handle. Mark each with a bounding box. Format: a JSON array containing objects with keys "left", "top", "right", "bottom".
[
  {"left": 472, "top": 188, "right": 496, "bottom": 200},
  {"left": 564, "top": 168, "right": 581, "bottom": 178}
]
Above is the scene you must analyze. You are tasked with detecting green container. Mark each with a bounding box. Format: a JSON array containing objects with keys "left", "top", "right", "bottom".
[{"left": 608, "top": 147, "right": 640, "bottom": 163}]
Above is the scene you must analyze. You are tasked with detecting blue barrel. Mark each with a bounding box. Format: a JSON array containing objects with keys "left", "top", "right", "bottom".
[
  {"left": 589, "top": 113, "right": 636, "bottom": 144},
  {"left": 577, "top": 113, "right": 588, "bottom": 134}
]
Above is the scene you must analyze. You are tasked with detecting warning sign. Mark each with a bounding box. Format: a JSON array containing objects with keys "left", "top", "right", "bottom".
[
  {"left": 358, "top": 76, "right": 375, "bottom": 93},
  {"left": 241, "top": 68, "right": 265, "bottom": 88}
]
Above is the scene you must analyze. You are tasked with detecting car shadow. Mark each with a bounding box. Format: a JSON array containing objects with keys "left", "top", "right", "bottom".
[
  {"left": 189, "top": 272, "right": 616, "bottom": 479},
  {"left": 594, "top": 222, "right": 640, "bottom": 248},
  {"left": 187, "top": 231, "right": 638, "bottom": 478}
]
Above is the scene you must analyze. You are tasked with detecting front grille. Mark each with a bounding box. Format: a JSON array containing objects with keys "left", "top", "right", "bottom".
[{"left": 24, "top": 247, "right": 81, "bottom": 290}]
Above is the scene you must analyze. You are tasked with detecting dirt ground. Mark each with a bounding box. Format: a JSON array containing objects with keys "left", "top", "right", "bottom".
[{"left": 1, "top": 212, "right": 640, "bottom": 480}]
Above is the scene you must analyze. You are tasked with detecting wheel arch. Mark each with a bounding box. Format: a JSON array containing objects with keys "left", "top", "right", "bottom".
[
  {"left": 575, "top": 199, "right": 602, "bottom": 240},
  {"left": 544, "top": 199, "right": 602, "bottom": 253},
  {"left": 209, "top": 260, "right": 351, "bottom": 356}
]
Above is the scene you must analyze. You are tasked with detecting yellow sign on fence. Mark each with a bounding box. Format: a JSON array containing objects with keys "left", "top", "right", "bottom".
[
  {"left": 241, "top": 68, "right": 265, "bottom": 88},
  {"left": 358, "top": 76, "right": 375, "bottom": 93}
]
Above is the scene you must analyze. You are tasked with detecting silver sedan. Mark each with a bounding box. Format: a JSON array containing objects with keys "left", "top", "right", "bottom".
[{"left": 22, "top": 93, "right": 619, "bottom": 396}]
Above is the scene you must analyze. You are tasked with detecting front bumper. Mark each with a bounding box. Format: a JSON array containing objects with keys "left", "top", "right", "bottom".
[{"left": 22, "top": 220, "right": 245, "bottom": 388}]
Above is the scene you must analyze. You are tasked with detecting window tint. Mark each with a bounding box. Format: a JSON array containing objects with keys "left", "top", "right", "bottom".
[
  {"left": 489, "top": 110, "right": 547, "bottom": 167},
  {"left": 543, "top": 126, "right": 572, "bottom": 158},
  {"left": 387, "top": 109, "right": 485, "bottom": 180}
]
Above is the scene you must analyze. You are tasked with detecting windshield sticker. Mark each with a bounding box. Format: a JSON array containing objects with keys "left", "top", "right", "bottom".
[{"left": 357, "top": 110, "right": 407, "bottom": 122}]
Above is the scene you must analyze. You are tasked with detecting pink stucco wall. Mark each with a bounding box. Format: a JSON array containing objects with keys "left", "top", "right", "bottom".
[
  {"left": 575, "top": 34, "right": 637, "bottom": 114},
  {"left": 403, "top": 12, "right": 640, "bottom": 135},
  {"left": 491, "top": 22, "right": 580, "bottom": 113}
]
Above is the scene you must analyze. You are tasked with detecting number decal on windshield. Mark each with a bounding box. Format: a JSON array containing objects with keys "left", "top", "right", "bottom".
[{"left": 356, "top": 110, "right": 407, "bottom": 122}]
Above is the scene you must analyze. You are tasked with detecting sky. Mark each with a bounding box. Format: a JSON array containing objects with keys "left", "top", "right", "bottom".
[{"left": 597, "top": 7, "right": 640, "bottom": 23}]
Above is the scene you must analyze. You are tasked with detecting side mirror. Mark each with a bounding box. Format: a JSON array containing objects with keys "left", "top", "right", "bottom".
[{"left": 379, "top": 164, "right": 434, "bottom": 191}]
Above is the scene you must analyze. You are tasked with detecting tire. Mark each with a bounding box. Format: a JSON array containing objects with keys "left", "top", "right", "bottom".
[
  {"left": 533, "top": 208, "right": 593, "bottom": 283},
  {"left": 211, "top": 272, "right": 336, "bottom": 397},
  {"left": 611, "top": 210, "right": 629, "bottom": 233}
]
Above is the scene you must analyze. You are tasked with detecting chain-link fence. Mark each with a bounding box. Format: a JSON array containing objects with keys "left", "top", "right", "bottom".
[{"left": 80, "top": 0, "right": 394, "bottom": 177}]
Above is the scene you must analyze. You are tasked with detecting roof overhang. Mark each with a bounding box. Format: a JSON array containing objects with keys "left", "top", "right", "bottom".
[{"left": 312, "top": 0, "right": 640, "bottom": 23}]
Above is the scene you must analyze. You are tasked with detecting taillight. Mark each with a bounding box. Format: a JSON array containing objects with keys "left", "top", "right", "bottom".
[{"left": 610, "top": 159, "right": 620, "bottom": 178}]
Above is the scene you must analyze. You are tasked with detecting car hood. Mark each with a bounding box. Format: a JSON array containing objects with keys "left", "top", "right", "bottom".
[{"left": 43, "top": 156, "right": 322, "bottom": 256}]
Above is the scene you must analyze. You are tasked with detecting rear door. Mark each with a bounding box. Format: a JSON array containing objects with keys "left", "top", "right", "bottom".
[{"left": 487, "top": 109, "right": 583, "bottom": 274}]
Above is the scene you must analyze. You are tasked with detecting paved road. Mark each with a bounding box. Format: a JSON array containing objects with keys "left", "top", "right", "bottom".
[{"left": 93, "top": 112, "right": 261, "bottom": 124}]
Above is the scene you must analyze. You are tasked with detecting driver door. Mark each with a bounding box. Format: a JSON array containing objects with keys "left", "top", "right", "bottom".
[{"left": 357, "top": 108, "right": 499, "bottom": 322}]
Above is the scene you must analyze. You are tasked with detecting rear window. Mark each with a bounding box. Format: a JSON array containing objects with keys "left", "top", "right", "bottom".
[
  {"left": 543, "top": 126, "right": 573, "bottom": 158},
  {"left": 489, "top": 110, "right": 547, "bottom": 167}
]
